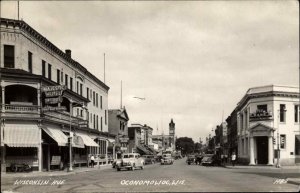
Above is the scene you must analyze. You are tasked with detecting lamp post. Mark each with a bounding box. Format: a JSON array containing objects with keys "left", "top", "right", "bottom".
[{"left": 68, "top": 101, "right": 73, "bottom": 172}]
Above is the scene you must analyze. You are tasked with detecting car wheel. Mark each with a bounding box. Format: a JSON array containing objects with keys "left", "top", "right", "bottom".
[
  {"left": 141, "top": 166, "right": 144, "bottom": 170},
  {"left": 188, "top": 162, "right": 190, "bottom": 165},
  {"left": 117, "top": 168, "right": 120, "bottom": 171}
]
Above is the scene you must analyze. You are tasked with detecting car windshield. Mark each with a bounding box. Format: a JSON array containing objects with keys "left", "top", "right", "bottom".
[
  {"left": 188, "top": 155, "right": 195, "bottom": 158},
  {"left": 123, "top": 154, "right": 134, "bottom": 158}
]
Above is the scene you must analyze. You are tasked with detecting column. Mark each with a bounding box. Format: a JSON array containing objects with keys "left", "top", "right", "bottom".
[
  {"left": 37, "top": 84, "right": 41, "bottom": 114},
  {"left": 249, "top": 137, "right": 255, "bottom": 165},
  {"left": 268, "top": 136, "right": 274, "bottom": 165},
  {"left": 38, "top": 127, "right": 42, "bottom": 172},
  {"left": 105, "top": 140, "right": 108, "bottom": 165},
  {"left": 254, "top": 138, "right": 257, "bottom": 164},
  {"left": 2, "top": 86, "right": 5, "bottom": 112}
]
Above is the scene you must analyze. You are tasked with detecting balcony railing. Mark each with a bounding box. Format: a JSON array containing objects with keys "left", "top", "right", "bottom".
[
  {"left": 250, "top": 110, "right": 273, "bottom": 121},
  {"left": 1, "top": 104, "right": 40, "bottom": 118},
  {"left": 42, "top": 111, "right": 88, "bottom": 127}
]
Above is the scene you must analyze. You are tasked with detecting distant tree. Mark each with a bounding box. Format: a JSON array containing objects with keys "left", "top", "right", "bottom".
[
  {"left": 175, "top": 137, "right": 195, "bottom": 155},
  {"left": 194, "top": 142, "right": 202, "bottom": 153}
]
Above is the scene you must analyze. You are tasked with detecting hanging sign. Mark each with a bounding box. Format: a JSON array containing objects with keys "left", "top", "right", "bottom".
[
  {"left": 42, "top": 106, "right": 67, "bottom": 112},
  {"left": 45, "top": 96, "right": 63, "bottom": 104}
]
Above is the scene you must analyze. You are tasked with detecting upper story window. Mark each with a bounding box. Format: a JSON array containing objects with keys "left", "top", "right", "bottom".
[
  {"left": 100, "top": 96, "right": 103, "bottom": 109},
  {"left": 57, "top": 69, "right": 61, "bottom": 84},
  {"left": 42, "top": 60, "right": 46, "bottom": 77},
  {"left": 93, "top": 91, "right": 95, "bottom": 106},
  {"left": 76, "top": 76, "right": 83, "bottom": 96},
  {"left": 280, "top": 104, "right": 286, "bottom": 123},
  {"left": 61, "top": 71, "right": 64, "bottom": 84},
  {"left": 257, "top": 104, "right": 267, "bottom": 112},
  {"left": 65, "top": 74, "right": 68, "bottom": 88},
  {"left": 86, "top": 87, "right": 89, "bottom": 100},
  {"left": 96, "top": 93, "right": 98, "bottom": 107},
  {"left": 105, "top": 110, "right": 107, "bottom": 125},
  {"left": 70, "top": 77, "right": 73, "bottom": 91},
  {"left": 48, "top": 64, "right": 52, "bottom": 80},
  {"left": 4, "top": 45, "right": 15, "bottom": 68},
  {"left": 295, "top": 105, "right": 299, "bottom": 123},
  {"left": 28, "top": 51, "right": 32, "bottom": 73}
]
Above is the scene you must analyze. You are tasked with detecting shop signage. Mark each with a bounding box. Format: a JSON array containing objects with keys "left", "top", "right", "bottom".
[
  {"left": 42, "top": 85, "right": 67, "bottom": 92},
  {"left": 44, "top": 90, "right": 64, "bottom": 97},
  {"left": 78, "top": 120, "right": 88, "bottom": 128},
  {"left": 42, "top": 106, "right": 67, "bottom": 112},
  {"left": 121, "top": 147, "right": 127, "bottom": 151},
  {"left": 73, "top": 135, "right": 84, "bottom": 148},
  {"left": 45, "top": 96, "right": 63, "bottom": 104},
  {"left": 119, "top": 137, "right": 129, "bottom": 143}
]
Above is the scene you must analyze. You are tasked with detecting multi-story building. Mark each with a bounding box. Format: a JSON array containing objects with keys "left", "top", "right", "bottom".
[
  {"left": 236, "top": 85, "right": 300, "bottom": 166},
  {"left": 0, "top": 18, "right": 111, "bottom": 172},
  {"left": 108, "top": 108, "right": 129, "bottom": 156},
  {"left": 128, "top": 124, "right": 154, "bottom": 155},
  {"left": 152, "top": 119, "right": 176, "bottom": 152},
  {"left": 226, "top": 108, "right": 238, "bottom": 156}
]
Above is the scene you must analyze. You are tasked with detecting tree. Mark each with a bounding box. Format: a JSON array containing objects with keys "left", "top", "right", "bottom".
[
  {"left": 175, "top": 137, "right": 195, "bottom": 155},
  {"left": 194, "top": 142, "right": 202, "bottom": 154}
]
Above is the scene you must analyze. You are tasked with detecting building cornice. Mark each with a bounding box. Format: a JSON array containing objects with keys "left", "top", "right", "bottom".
[{"left": 0, "top": 18, "right": 109, "bottom": 91}]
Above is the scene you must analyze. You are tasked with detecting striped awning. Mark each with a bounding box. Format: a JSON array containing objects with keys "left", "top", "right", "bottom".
[
  {"left": 4, "top": 124, "right": 40, "bottom": 147},
  {"left": 76, "top": 133, "right": 99, "bottom": 147},
  {"left": 42, "top": 127, "right": 68, "bottom": 146}
]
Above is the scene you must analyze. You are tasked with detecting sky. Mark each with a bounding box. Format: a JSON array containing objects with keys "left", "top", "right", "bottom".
[{"left": 1, "top": 0, "right": 299, "bottom": 142}]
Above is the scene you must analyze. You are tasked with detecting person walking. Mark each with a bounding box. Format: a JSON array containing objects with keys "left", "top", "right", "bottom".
[
  {"left": 90, "top": 154, "right": 95, "bottom": 168},
  {"left": 231, "top": 152, "right": 236, "bottom": 166}
]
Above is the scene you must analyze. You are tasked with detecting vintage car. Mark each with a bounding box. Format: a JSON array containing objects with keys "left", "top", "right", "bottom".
[
  {"left": 161, "top": 154, "right": 174, "bottom": 165},
  {"left": 116, "top": 153, "right": 144, "bottom": 171},
  {"left": 186, "top": 155, "right": 196, "bottom": 165},
  {"left": 201, "top": 154, "right": 221, "bottom": 166},
  {"left": 142, "top": 155, "right": 156, "bottom": 165},
  {"left": 195, "top": 154, "right": 203, "bottom": 165},
  {"left": 112, "top": 158, "right": 121, "bottom": 168}
]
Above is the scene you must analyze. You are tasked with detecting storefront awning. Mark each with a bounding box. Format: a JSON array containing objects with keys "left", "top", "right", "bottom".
[
  {"left": 4, "top": 124, "right": 40, "bottom": 147},
  {"left": 42, "top": 127, "right": 68, "bottom": 146},
  {"left": 76, "top": 133, "right": 99, "bottom": 147},
  {"left": 137, "top": 145, "right": 152, "bottom": 155}
]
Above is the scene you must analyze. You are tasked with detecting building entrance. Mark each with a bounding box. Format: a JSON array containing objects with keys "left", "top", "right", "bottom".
[{"left": 256, "top": 136, "right": 268, "bottom": 164}]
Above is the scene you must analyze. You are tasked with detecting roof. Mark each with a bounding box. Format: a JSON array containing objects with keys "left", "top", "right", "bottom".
[{"left": 0, "top": 18, "right": 109, "bottom": 91}]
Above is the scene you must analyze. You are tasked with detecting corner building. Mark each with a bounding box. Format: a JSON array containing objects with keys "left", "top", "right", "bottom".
[
  {"left": 236, "top": 85, "right": 300, "bottom": 166},
  {"left": 0, "top": 18, "right": 111, "bottom": 172}
]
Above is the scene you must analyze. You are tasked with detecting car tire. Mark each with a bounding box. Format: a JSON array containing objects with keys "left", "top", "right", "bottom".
[
  {"left": 188, "top": 163, "right": 190, "bottom": 165},
  {"left": 141, "top": 166, "right": 144, "bottom": 170},
  {"left": 117, "top": 168, "right": 120, "bottom": 171}
]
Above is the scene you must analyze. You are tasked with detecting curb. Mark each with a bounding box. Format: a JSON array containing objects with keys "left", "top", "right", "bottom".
[{"left": 287, "top": 178, "right": 300, "bottom": 186}]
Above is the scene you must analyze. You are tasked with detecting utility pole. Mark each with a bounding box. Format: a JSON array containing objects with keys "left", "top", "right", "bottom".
[
  {"left": 120, "top": 80, "right": 122, "bottom": 109},
  {"left": 104, "top": 53, "right": 106, "bottom": 83}
]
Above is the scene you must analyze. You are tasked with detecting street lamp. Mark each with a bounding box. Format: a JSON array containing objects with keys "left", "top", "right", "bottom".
[{"left": 276, "top": 107, "right": 286, "bottom": 168}]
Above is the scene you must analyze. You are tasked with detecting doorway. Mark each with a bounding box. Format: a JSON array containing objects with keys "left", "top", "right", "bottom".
[{"left": 256, "top": 136, "right": 268, "bottom": 164}]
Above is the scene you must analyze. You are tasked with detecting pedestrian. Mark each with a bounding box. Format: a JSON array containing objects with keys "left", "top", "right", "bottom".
[
  {"left": 90, "top": 154, "right": 95, "bottom": 168},
  {"left": 231, "top": 152, "right": 236, "bottom": 166},
  {"left": 221, "top": 154, "right": 224, "bottom": 165}
]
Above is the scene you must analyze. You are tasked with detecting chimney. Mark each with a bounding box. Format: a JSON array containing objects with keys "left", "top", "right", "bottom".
[{"left": 65, "top": 49, "right": 71, "bottom": 58}]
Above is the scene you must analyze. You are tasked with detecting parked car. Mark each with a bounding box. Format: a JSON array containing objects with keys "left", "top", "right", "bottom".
[
  {"left": 142, "top": 155, "right": 156, "bottom": 165},
  {"left": 161, "top": 154, "right": 174, "bottom": 165},
  {"left": 201, "top": 154, "right": 221, "bottom": 166},
  {"left": 186, "top": 155, "right": 196, "bottom": 165},
  {"left": 116, "top": 153, "right": 144, "bottom": 171},
  {"left": 112, "top": 158, "right": 121, "bottom": 168}
]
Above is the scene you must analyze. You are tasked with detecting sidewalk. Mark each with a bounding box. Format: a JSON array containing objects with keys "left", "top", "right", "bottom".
[
  {"left": 2, "top": 164, "right": 113, "bottom": 178},
  {"left": 224, "top": 164, "right": 300, "bottom": 170}
]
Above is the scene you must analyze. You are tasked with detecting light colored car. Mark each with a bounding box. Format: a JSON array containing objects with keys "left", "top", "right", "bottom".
[
  {"left": 116, "top": 153, "right": 145, "bottom": 171},
  {"left": 142, "top": 155, "right": 156, "bottom": 165},
  {"left": 161, "top": 154, "right": 174, "bottom": 165}
]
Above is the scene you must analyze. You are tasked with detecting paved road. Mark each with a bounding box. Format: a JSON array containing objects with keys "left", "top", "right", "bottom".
[{"left": 2, "top": 159, "right": 300, "bottom": 192}]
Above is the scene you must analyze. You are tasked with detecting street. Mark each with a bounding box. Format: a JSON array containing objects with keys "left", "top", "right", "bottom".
[{"left": 2, "top": 159, "right": 300, "bottom": 192}]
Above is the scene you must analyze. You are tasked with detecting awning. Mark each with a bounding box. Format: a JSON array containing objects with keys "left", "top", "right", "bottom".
[
  {"left": 107, "top": 138, "right": 115, "bottom": 143},
  {"left": 42, "top": 127, "right": 68, "bottom": 146},
  {"left": 4, "top": 124, "right": 40, "bottom": 147},
  {"left": 76, "top": 133, "right": 99, "bottom": 147},
  {"left": 137, "top": 145, "right": 152, "bottom": 155}
]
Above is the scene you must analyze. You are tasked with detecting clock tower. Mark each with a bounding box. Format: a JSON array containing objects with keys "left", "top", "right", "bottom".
[{"left": 169, "top": 119, "right": 175, "bottom": 151}]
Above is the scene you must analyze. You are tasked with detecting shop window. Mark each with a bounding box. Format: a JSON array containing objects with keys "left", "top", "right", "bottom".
[
  {"left": 6, "top": 147, "right": 36, "bottom": 156},
  {"left": 4, "top": 45, "right": 15, "bottom": 68}
]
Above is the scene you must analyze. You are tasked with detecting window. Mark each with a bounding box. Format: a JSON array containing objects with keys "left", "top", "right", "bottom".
[
  {"left": 80, "top": 83, "right": 83, "bottom": 96},
  {"left": 280, "top": 104, "right": 286, "bottom": 122},
  {"left": 70, "top": 77, "right": 73, "bottom": 91},
  {"left": 295, "top": 135, "right": 300, "bottom": 155},
  {"left": 295, "top": 105, "right": 299, "bottom": 123},
  {"left": 28, "top": 51, "right": 32, "bottom": 73},
  {"left": 90, "top": 112, "right": 92, "bottom": 123},
  {"left": 86, "top": 87, "right": 89, "bottom": 100},
  {"left": 93, "top": 114, "right": 96, "bottom": 129},
  {"left": 257, "top": 104, "right": 267, "bottom": 112},
  {"left": 100, "top": 96, "right": 103, "bottom": 109},
  {"left": 96, "top": 93, "right": 98, "bottom": 107},
  {"left": 76, "top": 81, "right": 79, "bottom": 94},
  {"left": 4, "top": 45, "right": 14, "bottom": 68},
  {"left": 105, "top": 110, "right": 107, "bottom": 125},
  {"left": 101, "top": 117, "right": 103, "bottom": 131},
  {"left": 93, "top": 91, "right": 95, "bottom": 106},
  {"left": 65, "top": 74, "right": 68, "bottom": 87},
  {"left": 42, "top": 60, "right": 46, "bottom": 77},
  {"left": 57, "top": 69, "right": 60, "bottom": 84},
  {"left": 96, "top": 115, "right": 98, "bottom": 130},
  {"left": 280, "top": 135, "right": 286, "bottom": 149},
  {"left": 48, "top": 64, "right": 52, "bottom": 80},
  {"left": 61, "top": 71, "right": 64, "bottom": 84}
]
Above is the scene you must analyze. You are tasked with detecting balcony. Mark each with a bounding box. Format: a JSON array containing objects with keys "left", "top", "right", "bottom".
[
  {"left": 249, "top": 110, "right": 273, "bottom": 121},
  {"left": 42, "top": 111, "right": 88, "bottom": 128},
  {"left": 1, "top": 104, "right": 40, "bottom": 119}
]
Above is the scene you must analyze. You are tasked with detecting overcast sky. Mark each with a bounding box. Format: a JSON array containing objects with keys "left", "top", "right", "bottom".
[{"left": 1, "top": 1, "right": 299, "bottom": 142}]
